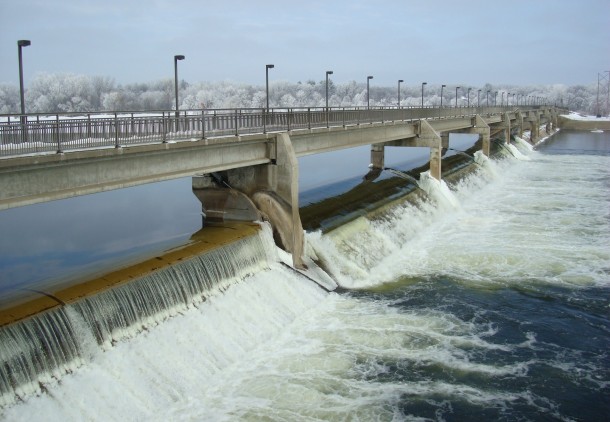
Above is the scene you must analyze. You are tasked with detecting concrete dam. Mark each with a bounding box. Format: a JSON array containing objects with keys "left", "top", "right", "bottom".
[{"left": 0, "top": 105, "right": 566, "bottom": 410}]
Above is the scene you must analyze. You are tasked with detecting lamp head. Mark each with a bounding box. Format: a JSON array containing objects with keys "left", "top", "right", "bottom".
[
  {"left": 174, "top": 55, "right": 185, "bottom": 61},
  {"left": 18, "top": 40, "right": 31, "bottom": 47}
]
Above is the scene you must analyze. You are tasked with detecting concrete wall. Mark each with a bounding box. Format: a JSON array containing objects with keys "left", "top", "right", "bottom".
[{"left": 558, "top": 116, "right": 610, "bottom": 130}]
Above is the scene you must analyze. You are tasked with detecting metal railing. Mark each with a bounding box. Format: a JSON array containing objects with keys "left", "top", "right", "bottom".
[{"left": 0, "top": 105, "right": 544, "bottom": 158}]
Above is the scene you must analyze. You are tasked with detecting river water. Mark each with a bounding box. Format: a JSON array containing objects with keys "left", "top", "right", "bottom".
[{"left": 1, "top": 130, "right": 609, "bottom": 421}]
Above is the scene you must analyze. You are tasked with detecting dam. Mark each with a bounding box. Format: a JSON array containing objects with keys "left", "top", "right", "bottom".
[{"left": 1, "top": 114, "right": 609, "bottom": 420}]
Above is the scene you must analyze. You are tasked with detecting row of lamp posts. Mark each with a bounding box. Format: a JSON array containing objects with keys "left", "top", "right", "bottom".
[{"left": 16, "top": 39, "right": 547, "bottom": 121}]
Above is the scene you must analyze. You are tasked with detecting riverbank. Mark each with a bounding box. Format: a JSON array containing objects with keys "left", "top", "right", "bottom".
[{"left": 559, "top": 112, "right": 610, "bottom": 130}]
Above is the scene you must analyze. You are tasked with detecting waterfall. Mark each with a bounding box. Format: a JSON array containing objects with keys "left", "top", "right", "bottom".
[
  {"left": 0, "top": 226, "right": 275, "bottom": 408},
  {"left": 417, "top": 171, "right": 461, "bottom": 209}
]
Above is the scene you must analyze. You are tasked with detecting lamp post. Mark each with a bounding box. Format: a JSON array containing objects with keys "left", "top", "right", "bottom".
[
  {"left": 477, "top": 89, "right": 481, "bottom": 107},
  {"left": 174, "top": 55, "right": 185, "bottom": 118},
  {"left": 397, "top": 79, "right": 403, "bottom": 107},
  {"left": 501, "top": 92, "right": 505, "bottom": 106},
  {"left": 494, "top": 91, "right": 498, "bottom": 106},
  {"left": 421, "top": 82, "right": 427, "bottom": 107},
  {"left": 455, "top": 86, "right": 460, "bottom": 107},
  {"left": 440, "top": 84, "right": 446, "bottom": 108},
  {"left": 326, "top": 70, "right": 333, "bottom": 110},
  {"left": 17, "top": 40, "right": 31, "bottom": 116},
  {"left": 326, "top": 70, "right": 333, "bottom": 128},
  {"left": 467, "top": 88, "right": 471, "bottom": 107},
  {"left": 367, "top": 76, "right": 373, "bottom": 108},
  {"left": 266, "top": 64, "right": 274, "bottom": 111}
]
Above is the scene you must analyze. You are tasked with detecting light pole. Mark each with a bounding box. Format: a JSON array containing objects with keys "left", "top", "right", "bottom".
[
  {"left": 174, "top": 54, "right": 185, "bottom": 118},
  {"left": 467, "top": 88, "right": 471, "bottom": 107},
  {"left": 326, "top": 70, "right": 333, "bottom": 127},
  {"left": 501, "top": 92, "right": 505, "bottom": 106},
  {"left": 326, "top": 70, "right": 333, "bottom": 110},
  {"left": 477, "top": 89, "right": 481, "bottom": 107},
  {"left": 266, "top": 64, "right": 274, "bottom": 111},
  {"left": 397, "top": 79, "right": 403, "bottom": 107},
  {"left": 494, "top": 92, "right": 498, "bottom": 106},
  {"left": 455, "top": 86, "right": 460, "bottom": 107},
  {"left": 421, "top": 82, "right": 427, "bottom": 107},
  {"left": 367, "top": 76, "right": 373, "bottom": 108},
  {"left": 18, "top": 40, "right": 31, "bottom": 116},
  {"left": 440, "top": 84, "right": 446, "bottom": 108}
]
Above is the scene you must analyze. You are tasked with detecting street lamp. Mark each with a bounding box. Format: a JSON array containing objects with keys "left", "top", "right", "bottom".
[
  {"left": 17, "top": 40, "right": 31, "bottom": 116},
  {"left": 266, "top": 64, "right": 274, "bottom": 111},
  {"left": 440, "top": 84, "right": 446, "bottom": 108},
  {"left": 174, "top": 54, "right": 185, "bottom": 117},
  {"left": 467, "top": 88, "right": 472, "bottom": 107},
  {"left": 421, "top": 82, "right": 427, "bottom": 107},
  {"left": 477, "top": 89, "right": 481, "bottom": 107},
  {"left": 367, "top": 76, "right": 373, "bottom": 108},
  {"left": 397, "top": 79, "right": 403, "bottom": 107},
  {"left": 326, "top": 70, "right": 333, "bottom": 110},
  {"left": 455, "top": 86, "right": 460, "bottom": 107}
]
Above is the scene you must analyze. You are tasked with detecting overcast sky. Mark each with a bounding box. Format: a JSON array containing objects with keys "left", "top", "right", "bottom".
[{"left": 1, "top": 0, "right": 608, "bottom": 88}]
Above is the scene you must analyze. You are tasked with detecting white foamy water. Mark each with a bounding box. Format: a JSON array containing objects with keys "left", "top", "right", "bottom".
[
  {"left": 309, "top": 140, "right": 610, "bottom": 290},
  {"left": 3, "top": 132, "right": 609, "bottom": 421}
]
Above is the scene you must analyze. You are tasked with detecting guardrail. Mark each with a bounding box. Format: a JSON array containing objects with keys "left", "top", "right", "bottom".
[{"left": 0, "top": 105, "right": 540, "bottom": 158}]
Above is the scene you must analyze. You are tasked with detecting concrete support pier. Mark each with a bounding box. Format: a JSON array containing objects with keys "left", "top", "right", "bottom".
[
  {"left": 193, "top": 133, "right": 305, "bottom": 269},
  {"left": 469, "top": 115, "right": 491, "bottom": 156}
]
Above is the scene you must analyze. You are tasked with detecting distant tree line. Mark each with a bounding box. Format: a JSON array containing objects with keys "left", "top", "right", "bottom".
[{"left": 0, "top": 72, "right": 603, "bottom": 115}]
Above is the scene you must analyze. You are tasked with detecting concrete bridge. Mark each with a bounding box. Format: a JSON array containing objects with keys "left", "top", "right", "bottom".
[{"left": 0, "top": 105, "right": 562, "bottom": 267}]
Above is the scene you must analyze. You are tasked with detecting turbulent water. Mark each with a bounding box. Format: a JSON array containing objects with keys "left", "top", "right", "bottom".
[{"left": 1, "top": 130, "right": 609, "bottom": 421}]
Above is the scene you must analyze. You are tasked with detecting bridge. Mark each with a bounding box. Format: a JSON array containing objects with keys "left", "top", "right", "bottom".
[{"left": 0, "top": 105, "right": 562, "bottom": 266}]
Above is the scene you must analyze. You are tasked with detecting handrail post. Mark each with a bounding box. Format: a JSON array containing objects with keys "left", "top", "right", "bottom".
[
  {"left": 55, "top": 115, "right": 62, "bottom": 154},
  {"left": 162, "top": 112, "right": 167, "bottom": 143},
  {"left": 114, "top": 112, "right": 120, "bottom": 148},
  {"left": 235, "top": 109, "right": 239, "bottom": 136},
  {"left": 201, "top": 109, "right": 205, "bottom": 139},
  {"left": 307, "top": 107, "right": 311, "bottom": 130},
  {"left": 263, "top": 108, "right": 267, "bottom": 134}
]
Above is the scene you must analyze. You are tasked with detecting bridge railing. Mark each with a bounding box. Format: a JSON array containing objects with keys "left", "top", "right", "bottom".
[{"left": 0, "top": 105, "right": 540, "bottom": 158}]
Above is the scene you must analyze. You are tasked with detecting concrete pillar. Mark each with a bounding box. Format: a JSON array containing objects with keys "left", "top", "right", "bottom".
[
  {"left": 418, "top": 119, "right": 443, "bottom": 180},
  {"left": 515, "top": 111, "right": 524, "bottom": 138},
  {"left": 440, "top": 133, "right": 450, "bottom": 149},
  {"left": 254, "top": 132, "right": 304, "bottom": 269},
  {"left": 370, "top": 143, "right": 385, "bottom": 169},
  {"left": 527, "top": 111, "right": 540, "bottom": 144},
  {"left": 502, "top": 112, "right": 511, "bottom": 144},
  {"left": 469, "top": 115, "right": 491, "bottom": 156},
  {"left": 194, "top": 133, "right": 305, "bottom": 269}
]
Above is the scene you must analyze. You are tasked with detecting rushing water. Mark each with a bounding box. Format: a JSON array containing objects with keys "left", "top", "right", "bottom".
[{"left": 1, "top": 130, "right": 609, "bottom": 421}]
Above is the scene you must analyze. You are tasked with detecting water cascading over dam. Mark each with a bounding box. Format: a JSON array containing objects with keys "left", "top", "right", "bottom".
[{"left": 0, "top": 227, "right": 275, "bottom": 407}]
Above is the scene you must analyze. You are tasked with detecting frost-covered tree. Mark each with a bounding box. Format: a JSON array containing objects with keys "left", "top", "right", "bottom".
[
  {"left": 0, "top": 84, "right": 19, "bottom": 114},
  {"left": 0, "top": 72, "right": 603, "bottom": 115}
]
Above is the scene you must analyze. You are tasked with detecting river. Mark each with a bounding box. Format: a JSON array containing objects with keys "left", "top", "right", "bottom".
[{"left": 1, "top": 130, "right": 609, "bottom": 421}]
